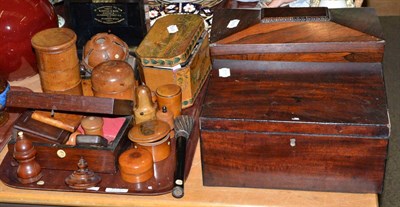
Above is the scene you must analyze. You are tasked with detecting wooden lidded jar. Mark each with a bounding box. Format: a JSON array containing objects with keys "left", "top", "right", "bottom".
[
  {"left": 91, "top": 60, "right": 135, "bottom": 101},
  {"left": 31, "top": 28, "right": 82, "bottom": 95},
  {"left": 128, "top": 120, "right": 171, "bottom": 162},
  {"left": 81, "top": 116, "right": 104, "bottom": 137},
  {"left": 156, "top": 84, "right": 182, "bottom": 118},
  {"left": 82, "top": 33, "right": 129, "bottom": 72},
  {"left": 119, "top": 148, "right": 153, "bottom": 183}
]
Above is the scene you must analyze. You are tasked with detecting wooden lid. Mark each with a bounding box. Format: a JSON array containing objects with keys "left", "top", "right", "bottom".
[
  {"left": 201, "top": 60, "right": 390, "bottom": 138},
  {"left": 135, "top": 14, "right": 205, "bottom": 67},
  {"left": 118, "top": 148, "right": 153, "bottom": 175},
  {"left": 91, "top": 60, "right": 134, "bottom": 93},
  {"left": 81, "top": 116, "right": 103, "bottom": 130},
  {"left": 31, "top": 28, "right": 77, "bottom": 52},
  {"left": 156, "top": 84, "right": 181, "bottom": 98},
  {"left": 128, "top": 120, "right": 170, "bottom": 143}
]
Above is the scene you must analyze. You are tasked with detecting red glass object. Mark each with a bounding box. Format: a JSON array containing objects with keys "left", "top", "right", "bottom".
[{"left": 0, "top": 0, "right": 58, "bottom": 81}]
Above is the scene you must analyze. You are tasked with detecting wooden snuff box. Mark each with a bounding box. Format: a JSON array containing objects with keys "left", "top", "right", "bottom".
[
  {"left": 135, "top": 14, "right": 212, "bottom": 108},
  {"left": 200, "top": 60, "right": 390, "bottom": 193},
  {"left": 210, "top": 7, "right": 384, "bottom": 63},
  {"left": 8, "top": 111, "right": 133, "bottom": 174}
]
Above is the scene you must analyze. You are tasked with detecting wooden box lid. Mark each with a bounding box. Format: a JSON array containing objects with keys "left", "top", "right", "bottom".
[
  {"left": 135, "top": 14, "right": 205, "bottom": 68},
  {"left": 200, "top": 60, "right": 390, "bottom": 138},
  {"left": 210, "top": 8, "right": 384, "bottom": 56}
]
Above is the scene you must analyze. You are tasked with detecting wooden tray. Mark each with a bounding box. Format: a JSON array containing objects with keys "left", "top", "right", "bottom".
[{"left": 0, "top": 79, "right": 208, "bottom": 196}]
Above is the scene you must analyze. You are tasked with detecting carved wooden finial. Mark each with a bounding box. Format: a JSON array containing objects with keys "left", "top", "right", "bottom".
[{"left": 65, "top": 157, "right": 101, "bottom": 189}]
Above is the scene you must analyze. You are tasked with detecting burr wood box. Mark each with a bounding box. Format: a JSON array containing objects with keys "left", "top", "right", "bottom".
[
  {"left": 135, "top": 14, "right": 211, "bottom": 109},
  {"left": 210, "top": 8, "right": 384, "bottom": 63},
  {"left": 199, "top": 60, "right": 390, "bottom": 193},
  {"left": 8, "top": 111, "right": 133, "bottom": 174}
]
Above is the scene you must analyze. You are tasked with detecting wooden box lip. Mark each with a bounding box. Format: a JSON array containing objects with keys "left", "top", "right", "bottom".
[{"left": 200, "top": 60, "right": 390, "bottom": 138}]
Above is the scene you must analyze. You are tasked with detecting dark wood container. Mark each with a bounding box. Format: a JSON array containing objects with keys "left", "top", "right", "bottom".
[
  {"left": 199, "top": 60, "right": 390, "bottom": 193},
  {"left": 8, "top": 112, "right": 133, "bottom": 174},
  {"left": 64, "top": 0, "right": 147, "bottom": 56},
  {"left": 210, "top": 8, "right": 384, "bottom": 63}
]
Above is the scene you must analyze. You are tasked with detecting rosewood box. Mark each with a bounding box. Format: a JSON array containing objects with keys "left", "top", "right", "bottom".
[
  {"left": 199, "top": 60, "right": 390, "bottom": 193},
  {"left": 210, "top": 8, "right": 384, "bottom": 63},
  {"left": 8, "top": 111, "right": 133, "bottom": 174}
]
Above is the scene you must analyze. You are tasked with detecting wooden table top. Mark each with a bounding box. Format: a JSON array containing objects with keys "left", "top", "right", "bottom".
[{"left": 0, "top": 75, "right": 379, "bottom": 207}]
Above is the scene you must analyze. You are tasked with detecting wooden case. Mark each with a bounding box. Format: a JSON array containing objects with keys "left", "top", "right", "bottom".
[
  {"left": 199, "top": 60, "right": 390, "bottom": 193},
  {"left": 210, "top": 8, "right": 384, "bottom": 63},
  {"left": 136, "top": 14, "right": 211, "bottom": 108},
  {"left": 8, "top": 112, "right": 133, "bottom": 174}
]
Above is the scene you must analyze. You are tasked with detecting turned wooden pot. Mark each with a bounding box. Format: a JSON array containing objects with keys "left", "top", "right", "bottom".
[
  {"left": 118, "top": 148, "right": 154, "bottom": 183},
  {"left": 91, "top": 60, "right": 135, "bottom": 101},
  {"left": 31, "top": 28, "right": 82, "bottom": 95},
  {"left": 128, "top": 120, "right": 171, "bottom": 162},
  {"left": 82, "top": 33, "right": 129, "bottom": 71}
]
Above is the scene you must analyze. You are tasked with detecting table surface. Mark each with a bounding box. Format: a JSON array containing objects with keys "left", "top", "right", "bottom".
[{"left": 0, "top": 75, "right": 379, "bottom": 207}]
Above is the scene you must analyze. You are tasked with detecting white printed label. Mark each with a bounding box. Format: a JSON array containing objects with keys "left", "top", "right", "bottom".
[
  {"left": 167, "top": 25, "right": 179, "bottom": 33},
  {"left": 105, "top": 188, "right": 129, "bottom": 193},
  {"left": 227, "top": 19, "right": 240, "bottom": 28},
  {"left": 219, "top": 68, "right": 231, "bottom": 78},
  {"left": 87, "top": 187, "right": 100, "bottom": 191}
]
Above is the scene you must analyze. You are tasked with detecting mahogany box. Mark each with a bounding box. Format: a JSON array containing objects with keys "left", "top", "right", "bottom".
[
  {"left": 209, "top": 8, "right": 384, "bottom": 63},
  {"left": 199, "top": 59, "right": 390, "bottom": 193},
  {"left": 8, "top": 111, "right": 133, "bottom": 174}
]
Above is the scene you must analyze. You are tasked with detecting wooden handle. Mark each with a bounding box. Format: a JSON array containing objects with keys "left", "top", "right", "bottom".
[{"left": 172, "top": 136, "right": 187, "bottom": 198}]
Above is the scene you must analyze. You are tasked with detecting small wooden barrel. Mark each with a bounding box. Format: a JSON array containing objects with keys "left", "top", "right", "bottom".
[
  {"left": 31, "top": 28, "right": 82, "bottom": 95},
  {"left": 91, "top": 60, "right": 135, "bottom": 101},
  {"left": 119, "top": 148, "right": 154, "bottom": 183}
]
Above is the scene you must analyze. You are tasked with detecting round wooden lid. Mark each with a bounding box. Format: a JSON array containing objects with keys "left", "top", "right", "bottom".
[
  {"left": 91, "top": 60, "right": 134, "bottom": 93},
  {"left": 81, "top": 116, "right": 103, "bottom": 130},
  {"left": 118, "top": 148, "right": 153, "bottom": 175},
  {"left": 31, "top": 28, "right": 76, "bottom": 52},
  {"left": 156, "top": 84, "right": 181, "bottom": 98},
  {"left": 128, "top": 120, "right": 170, "bottom": 143}
]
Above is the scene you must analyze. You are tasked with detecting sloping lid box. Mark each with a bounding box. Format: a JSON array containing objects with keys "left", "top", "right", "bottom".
[
  {"left": 200, "top": 60, "right": 390, "bottom": 138},
  {"left": 210, "top": 8, "right": 385, "bottom": 62},
  {"left": 136, "top": 14, "right": 205, "bottom": 67}
]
